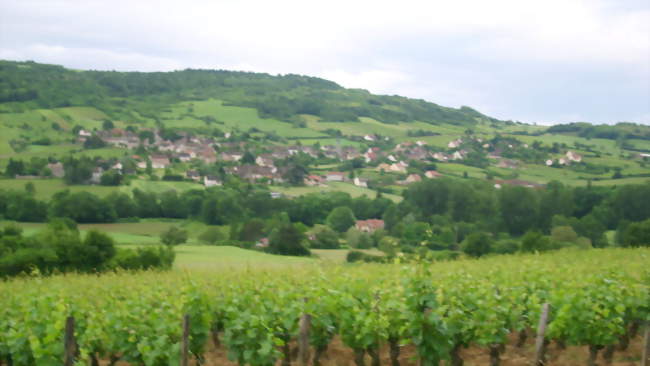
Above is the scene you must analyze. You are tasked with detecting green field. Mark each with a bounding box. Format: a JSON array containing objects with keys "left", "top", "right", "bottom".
[
  {"left": 173, "top": 245, "right": 314, "bottom": 269},
  {"left": 271, "top": 181, "right": 402, "bottom": 202}
]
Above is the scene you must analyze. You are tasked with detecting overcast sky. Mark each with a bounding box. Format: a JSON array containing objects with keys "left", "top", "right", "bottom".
[{"left": 1, "top": 0, "right": 649, "bottom": 125}]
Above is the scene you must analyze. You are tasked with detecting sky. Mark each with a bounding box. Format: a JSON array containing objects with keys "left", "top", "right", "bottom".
[{"left": 1, "top": 0, "right": 649, "bottom": 125}]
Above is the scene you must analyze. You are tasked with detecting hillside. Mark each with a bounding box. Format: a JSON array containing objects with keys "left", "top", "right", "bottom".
[
  {"left": 0, "top": 60, "right": 496, "bottom": 126},
  {"left": 0, "top": 59, "right": 649, "bottom": 192}
]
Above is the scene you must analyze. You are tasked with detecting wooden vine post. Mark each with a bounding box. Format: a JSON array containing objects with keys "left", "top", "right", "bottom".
[
  {"left": 298, "top": 298, "right": 312, "bottom": 366},
  {"left": 64, "top": 316, "right": 77, "bottom": 366},
  {"left": 181, "top": 314, "right": 190, "bottom": 366},
  {"left": 534, "top": 303, "right": 550, "bottom": 366},
  {"left": 642, "top": 322, "right": 650, "bottom": 366}
]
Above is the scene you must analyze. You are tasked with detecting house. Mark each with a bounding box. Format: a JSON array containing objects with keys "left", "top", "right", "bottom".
[
  {"left": 545, "top": 159, "right": 554, "bottom": 166},
  {"left": 355, "top": 219, "right": 385, "bottom": 233},
  {"left": 389, "top": 162, "right": 408, "bottom": 173},
  {"left": 178, "top": 153, "right": 192, "bottom": 162},
  {"left": 255, "top": 155, "right": 275, "bottom": 167},
  {"left": 398, "top": 174, "right": 422, "bottom": 185},
  {"left": 186, "top": 170, "right": 201, "bottom": 181},
  {"left": 447, "top": 139, "right": 462, "bottom": 148},
  {"left": 432, "top": 152, "right": 449, "bottom": 161},
  {"left": 364, "top": 150, "right": 378, "bottom": 162},
  {"left": 230, "top": 165, "right": 277, "bottom": 181},
  {"left": 424, "top": 170, "right": 442, "bottom": 179},
  {"left": 304, "top": 175, "right": 326, "bottom": 186},
  {"left": 353, "top": 177, "right": 368, "bottom": 188},
  {"left": 150, "top": 155, "right": 170, "bottom": 169},
  {"left": 203, "top": 175, "right": 222, "bottom": 187},
  {"left": 566, "top": 151, "right": 583, "bottom": 163},
  {"left": 363, "top": 134, "right": 376, "bottom": 141},
  {"left": 78, "top": 129, "right": 92, "bottom": 137},
  {"left": 47, "top": 162, "right": 65, "bottom": 178},
  {"left": 387, "top": 154, "right": 398, "bottom": 162},
  {"left": 255, "top": 237, "right": 270, "bottom": 248},
  {"left": 199, "top": 150, "right": 217, "bottom": 164},
  {"left": 326, "top": 172, "right": 345, "bottom": 182},
  {"left": 270, "top": 192, "right": 283, "bottom": 199},
  {"left": 451, "top": 150, "right": 466, "bottom": 161},
  {"left": 220, "top": 152, "right": 243, "bottom": 162},
  {"left": 90, "top": 167, "right": 103, "bottom": 184}
]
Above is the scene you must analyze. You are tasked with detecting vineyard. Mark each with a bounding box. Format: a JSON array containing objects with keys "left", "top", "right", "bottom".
[{"left": 1, "top": 248, "right": 649, "bottom": 366}]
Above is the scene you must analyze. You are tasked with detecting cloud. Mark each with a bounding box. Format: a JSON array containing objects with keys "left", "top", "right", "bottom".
[{"left": 0, "top": 0, "right": 648, "bottom": 124}]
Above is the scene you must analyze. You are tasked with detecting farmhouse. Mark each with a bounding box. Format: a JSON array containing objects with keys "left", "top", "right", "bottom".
[
  {"left": 150, "top": 155, "right": 170, "bottom": 169},
  {"left": 353, "top": 177, "right": 368, "bottom": 188},
  {"left": 326, "top": 172, "right": 345, "bottom": 182},
  {"left": 355, "top": 219, "right": 385, "bottom": 233},
  {"left": 47, "top": 162, "right": 65, "bottom": 178},
  {"left": 203, "top": 175, "right": 222, "bottom": 187},
  {"left": 424, "top": 170, "right": 442, "bottom": 179},
  {"left": 566, "top": 151, "right": 583, "bottom": 162},
  {"left": 304, "top": 175, "right": 326, "bottom": 186}
]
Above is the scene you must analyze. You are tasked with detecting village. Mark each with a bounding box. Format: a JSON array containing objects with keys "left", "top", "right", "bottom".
[{"left": 57, "top": 127, "right": 596, "bottom": 190}]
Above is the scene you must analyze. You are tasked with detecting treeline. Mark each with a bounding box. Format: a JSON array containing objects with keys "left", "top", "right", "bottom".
[
  {"left": 2, "top": 179, "right": 649, "bottom": 254},
  {"left": 546, "top": 122, "right": 650, "bottom": 141},
  {"left": 0, "top": 219, "right": 174, "bottom": 277},
  {"left": 0, "top": 60, "right": 495, "bottom": 126}
]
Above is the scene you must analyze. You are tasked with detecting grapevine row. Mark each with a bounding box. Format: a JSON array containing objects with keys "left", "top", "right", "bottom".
[{"left": 1, "top": 249, "right": 649, "bottom": 365}]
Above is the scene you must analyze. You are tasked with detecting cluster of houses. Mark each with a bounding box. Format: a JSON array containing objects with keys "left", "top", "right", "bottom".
[
  {"left": 68, "top": 128, "right": 594, "bottom": 190},
  {"left": 545, "top": 151, "right": 583, "bottom": 166}
]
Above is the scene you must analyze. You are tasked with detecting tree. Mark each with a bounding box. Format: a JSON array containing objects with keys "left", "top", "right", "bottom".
[
  {"left": 198, "top": 227, "right": 225, "bottom": 245},
  {"left": 283, "top": 163, "right": 308, "bottom": 186},
  {"left": 160, "top": 226, "right": 188, "bottom": 246},
  {"left": 49, "top": 191, "right": 117, "bottom": 223},
  {"left": 520, "top": 230, "right": 551, "bottom": 252},
  {"left": 241, "top": 151, "right": 256, "bottom": 164},
  {"left": 24, "top": 182, "right": 35, "bottom": 195},
  {"left": 238, "top": 218, "right": 266, "bottom": 242},
  {"left": 310, "top": 226, "right": 340, "bottom": 249},
  {"left": 100, "top": 170, "right": 123, "bottom": 186},
  {"left": 106, "top": 192, "right": 137, "bottom": 218},
  {"left": 83, "top": 135, "right": 106, "bottom": 149},
  {"left": 621, "top": 219, "right": 650, "bottom": 247},
  {"left": 268, "top": 223, "right": 310, "bottom": 256},
  {"left": 82, "top": 230, "right": 117, "bottom": 270},
  {"left": 499, "top": 186, "right": 539, "bottom": 235},
  {"left": 4, "top": 159, "right": 25, "bottom": 177},
  {"left": 327, "top": 206, "right": 357, "bottom": 233},
  {"left": 551, "top": 226, "right": 579, "bottom": 243},
  {"left": 461, "top": 232, "right": 493, "bottom": 257},
  {"left": 102, "top": 119, "right": 114, "bottom": 130},
  {"left": 159, "top": 190, "right": 188, "bottom": 219}
]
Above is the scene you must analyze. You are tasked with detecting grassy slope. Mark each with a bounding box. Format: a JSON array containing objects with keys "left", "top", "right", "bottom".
[{"left": 0, "top": 97, "right": 647, "bottom": 188}]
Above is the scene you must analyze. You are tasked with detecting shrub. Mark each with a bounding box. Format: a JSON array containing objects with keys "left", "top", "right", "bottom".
[
  {"left": 461, "top": 232, "right": 493, "bottom": 257},
  {"left": 109, "top": 246, "right": 175, "bottom": 270},
  {"left": 198, "top": 227, "right": 226, "bottom": 245},
  {"left": 160, "top": 226, "right": 189, "bottom": 246},
  {"left": 310, "top": 226, "right": 340, "bottom": 249}
]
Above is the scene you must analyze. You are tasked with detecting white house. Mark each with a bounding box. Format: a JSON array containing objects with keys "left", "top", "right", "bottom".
[
  {"left": 353, "top": 177, "right": 368, "bottom": 188},
  {"left": 203, "top": 175, "right": 222, "bottom": 187},
  {"left": 566, "top": 151, "right": 583, "bottom": 162},
  {"left": 425, "top": 170, "right": 442, "bottom": 179},
  {"left": 326, "top": 172, "right": 346, "bottom": 182}
]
